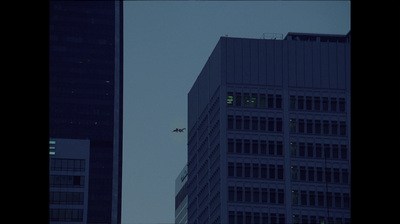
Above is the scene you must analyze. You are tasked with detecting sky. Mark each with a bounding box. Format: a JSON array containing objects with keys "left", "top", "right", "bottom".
[{"left": 122, "top": 1, "right": 350, "bottom": 223}]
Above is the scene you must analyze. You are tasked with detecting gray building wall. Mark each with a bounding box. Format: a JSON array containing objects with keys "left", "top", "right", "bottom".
[{"left": 187, "top": 32, "right": 350, "bottom": 224}]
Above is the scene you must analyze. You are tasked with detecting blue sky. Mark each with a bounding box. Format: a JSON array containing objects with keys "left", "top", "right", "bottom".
[{"left": 122, "top": 1, "right": 350, "bottom": 223}]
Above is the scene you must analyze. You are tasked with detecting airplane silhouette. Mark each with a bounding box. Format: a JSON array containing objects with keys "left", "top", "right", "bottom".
[{"left": 172, "top": 128, "right": 186, "bottom": 133}]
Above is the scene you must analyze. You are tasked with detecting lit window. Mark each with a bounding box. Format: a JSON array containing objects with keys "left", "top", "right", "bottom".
[
  {"left": 227, "top": 92, "right": 233, "bottom": 105},
  {"left": 251, "top": 94, "right": 257, "bottom": 107}
]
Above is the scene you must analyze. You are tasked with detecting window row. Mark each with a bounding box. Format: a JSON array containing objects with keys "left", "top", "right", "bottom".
[
  {"left": 228, "top": 115, "right": 283, "bottom": 132},
  {"left": 292, "top": 214, "right": 350, "bottom": 224},
  {"left": 291, "top": 166, "right": 350, "bottom": 184},
  {"left": 228, "top": 138, "right": 283, "bottom": 156},
  {"left": 50, "top": 175, "right": 85, "bottom": 188},
  {"left": 228, "top": 211, "right": 285, "bottom": 224},
  {"left": 49, "top": 209, "right": 83, "bottom": 222},
  {"left": 289, "top": 95, "right": 346, "bottom": 113},
  {"left": 292, "top": 190, "right": 350, "bottom": 209},
  {"left": 228, "top": 162, "right": 284, "bottom": 180},
  {"left": 227, "top": 92, "right": 282, "bottom": 109},
  {"left": 290, "top": 142, "right": 348, "bottom": 160},
  {"left": 228, "top": 186, "right": 284, "bottom": 205},
  {"left": 289, "top": 118, "right": 347, "bottom": 136},
  {"left": 49, "top": 191, "right": 84, "bottom": 205},
  {"left": 50, "top": 158, "right": 86, "bottom": 171}
]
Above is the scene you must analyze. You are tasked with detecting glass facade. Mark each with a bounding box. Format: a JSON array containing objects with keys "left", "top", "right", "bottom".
[{"left": 49, "top": 1, "right": 123, "bottom": 223}]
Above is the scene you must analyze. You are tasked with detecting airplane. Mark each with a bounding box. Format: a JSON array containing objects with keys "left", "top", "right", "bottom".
[{"left": 172, "top": 128, "right": 186, "bottom": 133}]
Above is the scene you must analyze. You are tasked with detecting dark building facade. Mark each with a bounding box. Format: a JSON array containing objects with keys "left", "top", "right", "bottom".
[
  {"left": 49, "top": 1, "right": 123, "bottom": 223},
  {"left": 187, "top": 32, "right": 350, "bottom": 224}
]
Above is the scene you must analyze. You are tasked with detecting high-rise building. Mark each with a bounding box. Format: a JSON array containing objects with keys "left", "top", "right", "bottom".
[
  {"left": 187, "top": 32, "right": 351, "bottom": 224},
  {"left": 49, "top": 138, "right": 91, "bottom": 223},
  {"left": 49, "top": 1, "right": 123, "bottom": 223},
  {"left": 175, "top": 165, "right": 188, "bottom": 224}
]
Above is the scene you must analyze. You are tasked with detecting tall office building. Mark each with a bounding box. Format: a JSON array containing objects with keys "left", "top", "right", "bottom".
[
  {"left": 49, "top": 1, "right": 123, "bottom": 223},
  {"left": 187, "top": 32, "right": 350, "bottom": 224}
]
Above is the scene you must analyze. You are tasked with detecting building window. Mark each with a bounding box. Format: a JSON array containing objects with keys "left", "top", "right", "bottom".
[
  {"left": 278, "top": 189, "right": 284, "bottom": 204},
  {"left": 228, "top": 187, "right": 235, "bottom": 201},
  {"left": 318, "top": 192, "right": 324, "bottom": 206},
  {"left": 314, "top": 97, "right": 321, "bottom": 110},
  {"left": 268, "top": 117, "right": 274, "bottom": 132},
  {"left": 269, "top": 189, "right": 276, "bottom": 203},
  {"left": 334, "top": 168, "right": 340, "bottom": 183},
  {"left": 308, "top": 167, "right": 315, "bottom": 181},
  {"left": 298, "top": 119, "right": 305, "bottom": 133},
  {"left": 236, "top": 187, "right": 243, "bottom": 202},
  {"left": 276, "top": 141, "right": 283, "bottom": 155},
  {"left": 276, "top": 95, "right": 282, "bottom": 108},
  {"left": 291, "top": 166, "right": 298, "bottom": 180},
  {"left": 260, "top": 141, "right": 267, "bottom": 155},
  {"left": 236, "top": 93, "right": 242, "bottom": 107},
  {"left": 290, "top": 95, "right": 296, "bottom": 110},
  {"left": 298, "top": 96, "right": 304, "bottom": 110},
  {"left": 315, "top": 120, "right": 321, "bottom": 134},
  {"left": 300, "top": 191, "right": 307, "bottom": 205},
  {"left": 332, "top": 144, "right": 339, "bottom": 158},
  {"left": 342, "top": 169, "right": 349, "bottom": 184},
  {"left": 251, "top": 94, "right": 257, "bottom": 107},
  {"left": 323, "top": 97, "right": 329, "bottom": 111},
  {"left": 331, "top": 97, "right": 337, "bottom": 112},
  {"left": 245, "top": 187, "right": 251, "bottom": 202},
  {"left": 340, "top": 121, "right": 347, "bottom": 136},
  {"left": 228, "top": 139, "right": 234, "bottom": 153},
  {"left": 290, "top": 142, "right": 297, "bottom": 156},
  {"left": 228, "top": 115, "right": 234, "bottom": 130},
  {"left": 244, "top": 116, "right": 250, "bottom": 130},
  {"left": 253, "top": 188, "right": 260, "bottom": 203},
  {"left": 307, "top": 143, "right": 314, "bottom": 157},
  {"left": 332, "top": 121, "right": 338, "bottom": 135},
  {"left": 228, "top": 163, "right": 234, "bottom": 177},
  {"left": 306, "top": 119, "right": 313, "bottom": 134},
  {"left": 306, "top": 96, "right": 312, "bottom": 110},
  {"left": 236, "top": 139, "right": 242, "bottom": 153},
  {"left": 261, "top": 188, "right": 268, "bottom": 203},
  {"left": 292, "top": 190, "right": 299, "bottom": 205},
  {"left": 260, "top": 117, "right": 266, "bottom": 131},
  {"left": 339, "top": 98, "right": 345, "bottom": 112},
  {"left": 261, "top": 164, "right": 267, "bottom": 178},
  {"left": 325, "top": 168, "right": 332, "bottom": 183},
  {"left": 252, "top": 140, "right": 259, "bottom": 154},
  {"left": 244, "top": 163, "right": 251, "bottom": 177},
  {"left": 229, "top": 211, "right": 235, "bottom": 224},
  {"left": 227, "top": 92, "right": 234, "bottom": 106},
  {"left": 317, "top": 167, "right": 323, "bottom": 182},
  {"left": 343, "top": 193, "right": 350, "bottom": 208},
  {"left": 276, "top": 118, "right": 282, "bottom": 132},
  {"left": 268, "top": 141, "right": 275, "bottom": 155},
  {"left": 244, "top": 139, "right": 250, "bottom": 153},
  {"left": 244, "top": 93, "right": 250, "bottom": 107},
  {"left": 268, "top": 94, "right": 274, "bottom": 108},
  {"left": 315, "top": 144, "right": 322, "bottom": 158},
  {"left": 236, "top": 116, "right": 242, "bottom": 129},
  {"left": 290, "top": 119, "right": 296, "bottom": 133},
  {"left": 269, "top": 165, "right": 275, "bottom": 179},
  {"left": 252, "top": 163, "right": 259, "bottom": 178},
  {"left": 252, "top": 117, "right": 258, "bottom": 131},
  {"left": 324, "top": 144, "right": 331, "bottom": 158},
  {"left": 341, "top": 145, "right": 348, "bottom": 159},
  {"left": 259, "top": 94, "right": 266, "bottom": 108},
  {"left": 299, "top": 142, "right": 305, "bottom": 157},
  {"left": 323, "top": 120, "right": 330, "bottom": 135},
  {"left": 300, "top": 166, "right": 306, "bottom": 181},
  {"left": 277, "top": 165, "right": 284, "bottom": 179},
  {"left": 236, "top": 163, "right": 243, "bottom": 177}
]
